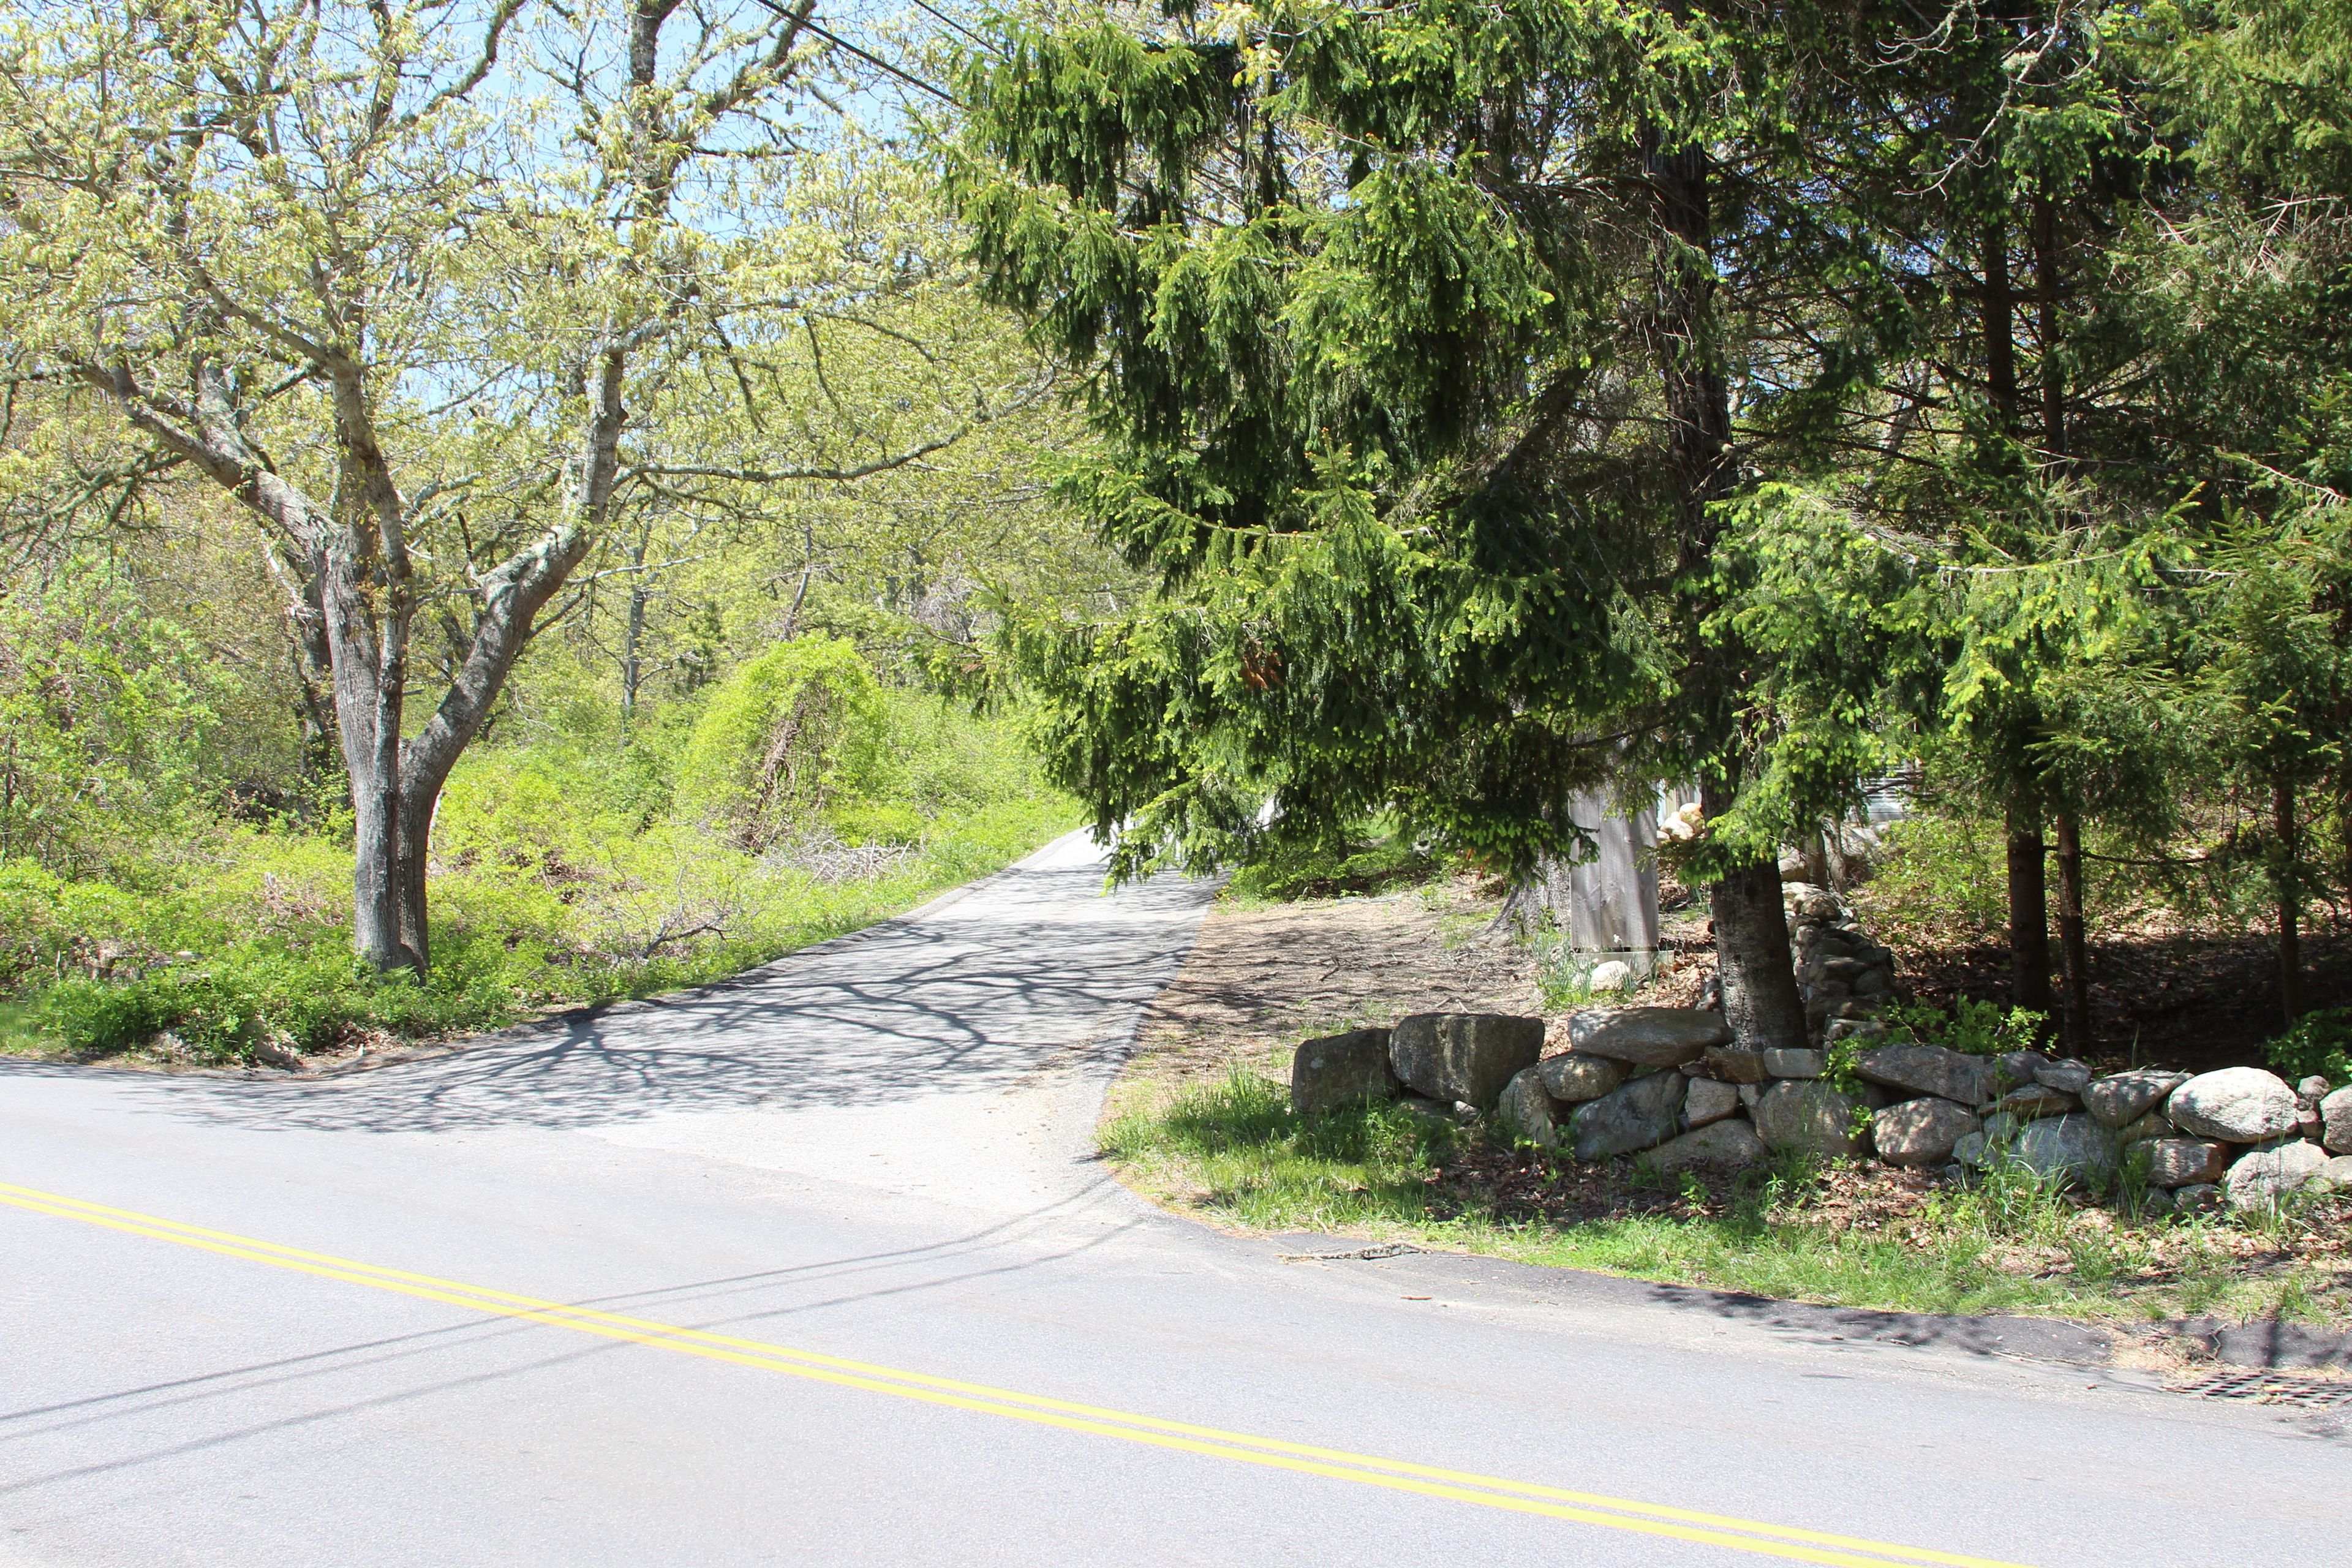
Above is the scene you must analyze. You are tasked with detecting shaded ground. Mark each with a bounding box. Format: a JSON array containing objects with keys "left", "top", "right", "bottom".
[
  {"left": 1644, "top": 878, "right": 2350, "bottom": 1074},
  {"left": 1115, "top": 875, "right": 1542, "bottom": 1108},
  {"left": 1895, "top": 930, "right": 2352, "bottom": 1074}
]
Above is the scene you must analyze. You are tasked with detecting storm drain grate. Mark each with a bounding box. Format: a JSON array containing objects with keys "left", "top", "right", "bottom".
[{"left": 2167, "top": 1370, "right": 2352, "bottom": 1408}]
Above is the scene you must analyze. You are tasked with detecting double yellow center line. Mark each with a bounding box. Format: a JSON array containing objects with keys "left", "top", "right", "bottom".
[{"left": 1, "top": 1181, "right": 2037, "bottom": 1568}]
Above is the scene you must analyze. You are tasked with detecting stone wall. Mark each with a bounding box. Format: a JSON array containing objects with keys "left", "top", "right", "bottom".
[{"left": 1291, "top": 1010, "right": 2352, "bottom": 1215}]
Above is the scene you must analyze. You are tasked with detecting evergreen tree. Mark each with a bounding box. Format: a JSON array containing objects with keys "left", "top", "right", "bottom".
[{"left": 952, "top": 0, "right": 1907, "bottom": 1048}]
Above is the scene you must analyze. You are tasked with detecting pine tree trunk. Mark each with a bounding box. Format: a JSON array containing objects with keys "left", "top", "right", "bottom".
[
  {"left": 1983, "top": 218, "right": 2019, "bottom": 435},
  {"left": 2053, "top": 808, "right": 2089, "bottom": 1051},
  {"left": 2277, "top": 777, "right": 2306, "bottom": 1023},
  {"left": 1709, "top": 814, "right": 1809, "bottom": 1050},
  {"left": 2006, "top": 797, "right": 2053, "bottom": 1014},
  {"left": 2033, "top": 190, "right": 2067, "bottom": 462},
  {"left": 1645, "top": 127, "right": 1807, "bottom": 1052},
  {"left": 2340, "top": 770, "right": 2352, "bottom": 922}
]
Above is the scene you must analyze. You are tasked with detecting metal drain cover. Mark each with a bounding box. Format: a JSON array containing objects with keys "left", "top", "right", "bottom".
[{"left": 2168, "top": 1370, "right": 2352, "bottom": 1408}]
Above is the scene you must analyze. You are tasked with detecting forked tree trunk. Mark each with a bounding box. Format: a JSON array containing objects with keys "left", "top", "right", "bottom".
[
  {"left": 74, "top": 0, "right": 805, "bottom": 980},
  {"left": 2052, "top": 808, "right": 2089, "bottom": 1051}
]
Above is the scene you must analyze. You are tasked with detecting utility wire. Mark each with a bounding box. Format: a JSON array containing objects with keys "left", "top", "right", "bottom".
[
  {"left": 747, "top": 0, "right": 965, "bottom": 106},
  {"left": 905, "top": 0, "right": 1004, "bottom": 58}
]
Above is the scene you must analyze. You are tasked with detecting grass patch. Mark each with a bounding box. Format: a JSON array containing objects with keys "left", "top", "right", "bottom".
[
  {"left": 1102, "top": 1071, "right": 2352, "bottom": 1327},
  {"left": 0, "top": 1000, "right": 50, "bottom": 1055}
]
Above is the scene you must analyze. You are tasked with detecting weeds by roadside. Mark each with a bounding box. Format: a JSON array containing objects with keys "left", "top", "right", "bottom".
[
  {"left": 1102, "top": 1070, "right": 2352, "bottom": 1327},
  {"left": 4, "top": 796, "right": 1072, "bottom": 1066}
]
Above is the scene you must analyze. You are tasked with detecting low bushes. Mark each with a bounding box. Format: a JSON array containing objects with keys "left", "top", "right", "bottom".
[{"left": 5, "top": 669, "right": 1076, "bottom": 1064}]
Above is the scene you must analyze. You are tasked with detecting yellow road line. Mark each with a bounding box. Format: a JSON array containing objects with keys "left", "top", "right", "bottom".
[{"left": 1, "top": 1181, "right": 2038, "bottom": 1568}]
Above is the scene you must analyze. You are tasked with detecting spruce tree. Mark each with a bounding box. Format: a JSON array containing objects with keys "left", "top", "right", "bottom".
[{"left": 952, "top": 1, "right": 1902, "bottom": 1047}]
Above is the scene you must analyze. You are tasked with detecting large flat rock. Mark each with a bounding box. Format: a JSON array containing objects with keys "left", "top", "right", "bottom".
[
  {"left": 1539, "top": 1052, "right": 1628, "bottom": 1104},
  {"left": 1872, "top": 1097, "right": 1978, "bottom": 1168},
  {"left": 2139, "top": 1137, "right": 2229, "bottom": 1189},
  {"left": 2010, "top": 1115, "right": 2119, "bottom": 1187},
  {"left": 1569, "top": 1071, "right": 1687, "bottom": 1161},
  {"left": 1564, "top": 1008, "right": 1733, "bottom": 1071},
  {"left": 1852, "top": 1042, "right": 1989, "bottom": 1107},
  {"left": 1389, "top": 1013, "right": 1545, "bottom": 1112},
  {"left": 1645, "top": 1118, "right": 1768, "bottom": 1175},
  {"left": 2082, "top": 1069, "right": 2188, "bottom": 1129},
  {"left": 1290, "top": 1028, "right": 1398, "bottom": 1117},
  {"left": 1754, "top": 1081, "right": 1866, "bottom": 1157}
]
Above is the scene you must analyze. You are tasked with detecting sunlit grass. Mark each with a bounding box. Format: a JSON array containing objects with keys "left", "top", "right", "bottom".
[
  {"left": 0, "top": 1000, "right": 51, "bottom": 1057},
  {"left": 1104, "top": 1070, "right": 2351, "bottom": 1326}
]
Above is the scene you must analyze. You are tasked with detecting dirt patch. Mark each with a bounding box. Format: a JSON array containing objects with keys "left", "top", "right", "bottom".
[
  {"left": 1640, "top": 883, "right": 2350, "bottom": 1076},
  {"left": 1890, "top": 929, "right": 2352, "bottom": 1075},
  {"left": 1118, "top": 876, "right": 1544, "bottom": 1105}
]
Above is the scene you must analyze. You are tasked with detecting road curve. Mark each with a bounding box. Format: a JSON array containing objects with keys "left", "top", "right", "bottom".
[{"left": 0, "top": 831, "right": 2339, "bottom": 1567}]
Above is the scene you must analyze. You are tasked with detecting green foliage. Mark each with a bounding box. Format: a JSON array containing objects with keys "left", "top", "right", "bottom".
[
  {"left": 4, "top": 673, "right": 1075, "bottom": 1060},
  {"left": 39, "top": 950, "right": 508, "bottom": 1063},
  {"left": 1882, "top": 998, "right": 2051, "bottom": 1058},
  {"left": 1851, "top": 813, "right": 2010, "bottom": 944},
  {"left": 954, "top": 0, "right": 1874, "bottom": 886},
  {"left": 2264, "top": 1009, "right": 2352, "bottom": 1084},
  {"left": 677, "top": 639, "right": 891, "bottom": 846},
  {"left": 1222, "top": 820, "right": 1439, "bottom": 903},
  {"left": 0, "top": 563, "right": 218, "bottom": 871},
  {"left": 1821, "top": 1039, "right": 1875, "bottom": 1136}
]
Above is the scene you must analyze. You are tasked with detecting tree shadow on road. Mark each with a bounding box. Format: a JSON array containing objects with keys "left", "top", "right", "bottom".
[{"left": 2, "top": 864, "right": 1216, "bottom": 1136}]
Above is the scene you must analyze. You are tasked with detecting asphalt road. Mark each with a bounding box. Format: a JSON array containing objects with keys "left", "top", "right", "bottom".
[{"left": 1, "top": 832, "right": 2341, "bottom": 1567}]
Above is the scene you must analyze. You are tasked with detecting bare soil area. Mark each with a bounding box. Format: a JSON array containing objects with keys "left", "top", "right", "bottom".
[
  {"left": 1894, "top": 929, "right": 2352, "bottom": 1075},
  {"left": 1114, "top": 876, "right": 1542, "bottom": 1111}
]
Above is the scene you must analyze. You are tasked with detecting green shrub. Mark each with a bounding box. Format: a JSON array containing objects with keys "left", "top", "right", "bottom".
[
  {"left": 677, "top": 638, "right": 889, "bottom": 845},
  {"left": 37, "top": 943, "right": 519, "bottom": 1061},
  {"left": 0, "top": 564, "right": 220, "bottom": 873},
  {"left": 4, "top": 645, "right": 1079, "bottom": 1060},
  {"left": 1224, "top": 821, "right": 1438, "bottom": 902},
  {"left": 1882, "top": 996, "right": 2046, "bottom": 1056},
  {"left": 2265, "top": 1008, "right": 2352, "bottom": 1084},
  {"left": 1853, "top": 812, "right": 2008, "bottom": 945}
]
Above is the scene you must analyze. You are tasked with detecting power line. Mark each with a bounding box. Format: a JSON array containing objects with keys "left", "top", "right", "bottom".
[
  {"left": 905, "top": 0, "right": 1003, "bottom": 59},
  {"left": 747, "top": 0, "right": 964, "bottom": 107}
]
